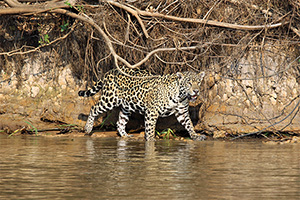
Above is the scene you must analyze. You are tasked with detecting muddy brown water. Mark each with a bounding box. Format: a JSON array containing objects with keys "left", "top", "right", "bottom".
[{"left": 0, "top": 135, "right": 299, "bottom": 200}]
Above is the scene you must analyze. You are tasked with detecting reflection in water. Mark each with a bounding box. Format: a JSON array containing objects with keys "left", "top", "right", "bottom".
[{"left": 0, "top": 135, "right": 299, "bottom": 199}]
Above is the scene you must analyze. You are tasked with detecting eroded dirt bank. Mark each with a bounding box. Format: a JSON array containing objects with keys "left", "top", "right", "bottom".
[{"left": 0, "top": 52, "right": 299, "bottom": 140}]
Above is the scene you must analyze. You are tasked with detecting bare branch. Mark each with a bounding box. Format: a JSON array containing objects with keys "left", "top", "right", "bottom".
[
  {"left": 107, "top": 0, "right": 289, "bottom": 31},
  {"left": 0, "top": 0, "right": 74, "bottom": 15},
  {"left": 49, "top": 8, "right": 207, "bottom": 71},
  {"left": 4, "top": 0, "right": 22, "bottom": 7},
  {"left": 0, "top": 0, "right": 69, "bottom": 16}
]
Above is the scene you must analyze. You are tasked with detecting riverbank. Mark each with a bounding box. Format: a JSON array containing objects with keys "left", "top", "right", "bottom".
[{"left": 1, "top": 1, "right": 300, "bottom": 140}]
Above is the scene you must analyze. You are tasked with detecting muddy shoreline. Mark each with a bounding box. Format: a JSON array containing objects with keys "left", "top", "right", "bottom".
[{"left": 1, "top": 121, "right": 299, "bottom": 145}]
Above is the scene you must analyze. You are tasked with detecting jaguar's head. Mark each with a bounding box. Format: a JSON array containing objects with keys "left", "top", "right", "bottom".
[{"left": 177, "top": 71, "right": 205, "bottom": 102}]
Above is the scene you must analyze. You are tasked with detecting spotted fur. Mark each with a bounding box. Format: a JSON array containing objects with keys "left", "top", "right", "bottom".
[{"left": 78, "top": 66, "right": 206, "bottom": 141}]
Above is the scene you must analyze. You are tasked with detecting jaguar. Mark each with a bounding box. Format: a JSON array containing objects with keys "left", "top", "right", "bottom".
[{"left": 78, "top": 66, "right": 206, "bottom": 141}]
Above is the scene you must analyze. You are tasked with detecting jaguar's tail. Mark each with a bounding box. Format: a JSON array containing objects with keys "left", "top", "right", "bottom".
[{"left": 78, "top": 80, "right": 103, "bottom": 97}]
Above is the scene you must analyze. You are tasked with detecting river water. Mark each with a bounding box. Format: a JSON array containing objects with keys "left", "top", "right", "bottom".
[{"left": 0, "top": 135, "right": 299, "bottom": 200}]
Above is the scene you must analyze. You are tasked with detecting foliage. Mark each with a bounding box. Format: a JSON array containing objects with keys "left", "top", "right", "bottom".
[
  {"left": 64, "top": 0, "right": 72, "bottom": 8},
  {"left": 38, "top": 34, "right": 50, "bottom": 45},
  {"left": 60, "top": 21, "right": 69, "bottom": 32},
  {"left": 98, "top": 113, "right": 113, "bottom": 130},
  {"left": 156, "top": 128, "right": 176, "bottom": 140}
]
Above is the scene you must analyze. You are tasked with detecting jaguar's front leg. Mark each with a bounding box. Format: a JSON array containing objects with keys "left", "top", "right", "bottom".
[
  {"left": 144, "top": 110, "right": 159, "bottom": 141},
  {"left": 175, "top": 107, "right": 206, "bottom": 141}
]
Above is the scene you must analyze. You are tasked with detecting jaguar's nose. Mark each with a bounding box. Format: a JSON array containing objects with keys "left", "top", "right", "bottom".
[{"left": 193, "top": 89, "right": 199, "bottom": 95}]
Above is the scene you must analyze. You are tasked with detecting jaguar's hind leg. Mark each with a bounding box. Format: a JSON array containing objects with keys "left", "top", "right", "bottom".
[
  {"left": 144, "top": 110, "right": 159, "bottom": 141},
  {"left": 85, "top": 114, "right": 96, "bottom": 135},
  {"left": 116, "top": 108, "right": 131, "bottom": 137},
  {"left": 85, "top": 99, "right": 117, "bottom": 135}
]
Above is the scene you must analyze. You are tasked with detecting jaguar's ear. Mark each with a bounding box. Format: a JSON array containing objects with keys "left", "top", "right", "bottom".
[
  {"left": 176, "top": 72, "right": 184, "bottom": 80},
  {"left": 198, "top": 71, "right": 205, "bottom": 78}
]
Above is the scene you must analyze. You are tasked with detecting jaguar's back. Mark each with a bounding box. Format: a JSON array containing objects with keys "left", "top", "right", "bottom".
[{"left": 78, "top": 66, "right": 152, "bottom": 97}]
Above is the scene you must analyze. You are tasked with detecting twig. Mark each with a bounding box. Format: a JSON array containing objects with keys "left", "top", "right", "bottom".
[
  {"left": 291, "top": 26, "right": 300, "bottom": 38},
  {"left": 102, "top": 20, "right": 147, "bottom": 53},
  {"left": 202, "top": 0, "right": 220, "bottom": 20},
  {"left": 155, "top": 54, "right": 198, "bottom": 65},
  {"left": 107, "top": 0, "right": 149, "bottom": 38}
]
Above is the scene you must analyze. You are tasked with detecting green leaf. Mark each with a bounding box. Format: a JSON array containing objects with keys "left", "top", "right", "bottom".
[
  {"left": 8, "top": 129, "right": 21, "bottom": 137},
  {"left": 44, "top": 34, "right": 50, "bottom": 43},
  {"left": 25, "top": 121, "right": 38, "bottom": 136},
  {"left": 60, "top": 21, "right": 69, "bottom": 32},
  {"left": 64, "top": 1, "right": 72, "bottom": 8}
]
